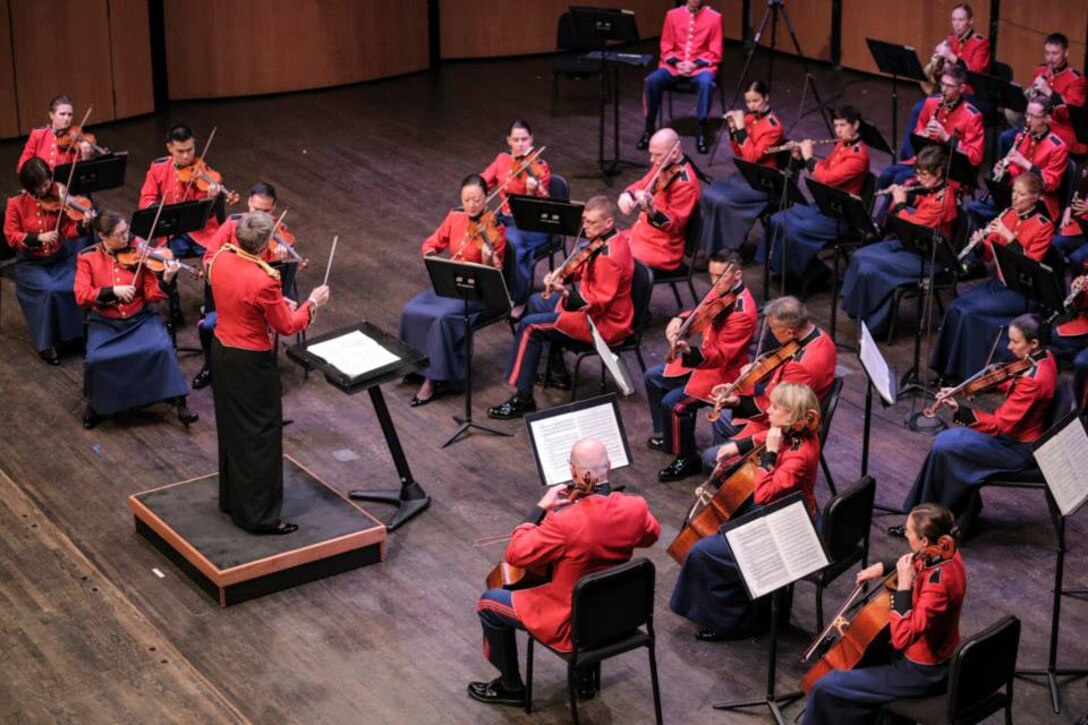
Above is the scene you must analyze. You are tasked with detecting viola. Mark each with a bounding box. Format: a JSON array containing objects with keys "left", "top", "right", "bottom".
[
  {"left": 706, "top": 339, "right": 804, "bottom": 422},
  {"left": 666, "top": 263, "right": 739, "bottom": 363},
  {"left": 512, "top": 153, "right": 547, "bottom": 185},
  {"left": 56, "top": 125, "right": 109, "bottom": 156},
  {"left": 266, "top": 223, "right": 309, "bottom": 269},
  {"left": 541, "top": 235, "right": 605, "bottom": 300},
  {"left": 923, "top": 356, "right": 1035, "bottom": 418},
  {"left": 653, "top": 162, "right": 683, "bottom": 195},
  {"left": 175, "top": 159, "right": 241, "bottom": 205},
  {"left": 484, "top": 146, "right": 547, "bottom": 207},
  {"left": 115, "top": 242, "right": 201, "bottom": 279},
  {"left": 40, "top": 186, "right": 94, "bottom": 222}
]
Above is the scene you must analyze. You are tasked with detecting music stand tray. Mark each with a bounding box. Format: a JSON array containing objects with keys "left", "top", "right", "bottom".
[
  {"left": 130, "top": 199, "right": 215, "bottom": 241},
  {"left": 569, "top": 5, "right": 638, "bottom": 44},
  {"left": 966, "top": 71, "right": 1027, "bottom": 114},
  {"left": 734, "top": 158, "right": 808, "bottom": 206},
  {"left": 887, "top": 216, "right": 958, "bottom": 270},
  {"left": 983, "top": 178, "right": 1012, "bottom": 212},
  {"left": 992, "top": 244, "right": 1065, "bottom": 313},
  {"left": 865, "top": 39, "right": 927, "bottom": 82},
  {"left": 507, "top": 195, "right": 585, "bottom": 236},
  {"left": 54, "top": 151, "right": 128, "bottom": 195},
  {"left": 908, "top": 134, "right": 977, "bottom": 188},
  {"left": 806, "top": 178, "right": 879, "bottom": 237}
]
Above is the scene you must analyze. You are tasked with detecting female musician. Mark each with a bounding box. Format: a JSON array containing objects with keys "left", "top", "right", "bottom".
[
  {"left": 74, "top": 211, "right": 196, "bottom": 429},
  {"left": 3, "top": 157, "right": 93, "bottom": 364},
  {"left": 480, "top": 120, "right": 550, "bottom": 310},
  {"left": 399, "top": 174, "right": 506, "bottom": 406},
  {"left": 669, "top": 383, "right": 821, "bottom": 641},
  {"left": 901, "top": 314, "right": 1056, "bottom": 536},
  {"left": 803, "top": 503, "right": 966, "bottom": 725},
  {"left": 700, "top": 81, "right": 784, "bottom": 255},
  {"left": 16, "top": 95, "right": 95, "bottom": 172},
  {"left": 757, "top": 105, "right": 871, "bottom": 285},
  {"left": 841, "top": 145, "right": 959, "bottom": 339},
  {"left": 930, "top": 172, "right": 1053, "bottom": 381}
]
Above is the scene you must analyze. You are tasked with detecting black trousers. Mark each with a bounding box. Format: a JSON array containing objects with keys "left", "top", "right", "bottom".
[{"left": 211, "top": 338, "right": 284, "bottom": 531}]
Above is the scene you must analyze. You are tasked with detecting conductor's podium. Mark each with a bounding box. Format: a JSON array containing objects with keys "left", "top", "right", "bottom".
[{"left": 129, "top": 455, "right": 386, "bottom": 606}]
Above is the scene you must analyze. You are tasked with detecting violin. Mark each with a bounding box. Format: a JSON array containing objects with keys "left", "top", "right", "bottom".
[
  {"left": 39, "top": 185, "right": 94, "bottom": 222},
  {"left": 484, "top": 146, "right": 547, "bottom": 207},
  {"left": 453, "top": 211, "right": 502, "bottom": 263},
  {"left": 666, "top": 263, "right": 739, "bottom": 363},
  {"left": 175, "top": 159, "right": 241, "bottom": 205},
  {"left": 56, "top": 125, "right": 109, "bottom": 156},
  {"left": 266, "top": 222, "right": 309, "bottom": 269},
  {"left": 541, "top": 232, "right": 605, "bottom": 300},
  {"left": 511, "top": 153, "right": 547, "bottom": 185},
  {"left": 799, "top": 535, "right": 958, "bottom": 694},
  {"left": 115, "top": 242, "right": 201, "bottom": 279},
  {"left": 922, "top": 356, "right": 1035, "bottom": 418},
  {"left": 706, "top": 339, "right": 804, "bottom": 422}
]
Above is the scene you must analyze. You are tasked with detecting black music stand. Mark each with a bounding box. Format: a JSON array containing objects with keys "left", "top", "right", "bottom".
[
  {"left": 130, "top": 199, "right": 215, "bottom": 242},
  {"left": 966, "top": 71, "right": 1028, "bottom": 114},
  {"left": 570, "top": 6, "right": 643, "bottom": 178},
  {"left": 856, "top": 321, "right": 904, "bottom": 515},
  {"left": 54, "top": 152, "right": 128, "bottom": 194},
  {"left": 425, "top": 257, "right": 512, "bottom": 448},
  {"left": 523, "top": 393, "right": 632, "bottom": 486},
  {"left": 507, "top": 195, "right": 585, "bottom": 236},
  {"left": 285, "top": 322, "right": 431, "bottom": 531},
  {"left": 908, "top": 134, "right": 978, "bottom": 189},
  {"left": 865, "top": 39, "right": 927, "bottom": 159},
  {"left": 993, "top": 243, "right": 1065, "bottom": 317},
  {"left": 734, "top": 157, "right": 806, "bottom": 299},
  {"left": 983, "top": 177, "right": 1012, "bottom": 212},
  {"left": 1068, "top": 104, "right": 1088, "bottom": 146}
]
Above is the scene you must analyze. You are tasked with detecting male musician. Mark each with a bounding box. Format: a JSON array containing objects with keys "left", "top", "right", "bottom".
[
  {"left": 646, "top": 252, "right": 756, "bottom": 482},
  {"left": 620, "top": 128, "right": 700, "bottom": 272},
  {"left": 878, "top": 64, "right": 983, "bottom": 190},
  {"left": 758, "top": 104, "right": 871, "bottom": 284},
  {"left": 488, "top": 196, "right": 634, "bottom": 420},
  {"left": 1001, "top": 33, "right": 1086, "bottom": 156},
  {"left": 469, "top": 438, "right": 660, "bottom": 706},
  {"left": 638, "top": 0, "right": 723, "bottom": 154},
  {"left": 702, "top": 296, "right": 836, "bottom": 471},
  {"left": 209, "top": 211, "right": 329, "bottom": 534}
]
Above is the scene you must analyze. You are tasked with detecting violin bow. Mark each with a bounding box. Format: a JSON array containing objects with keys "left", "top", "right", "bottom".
[
  {"left": 268, "top": 208, "right": 304, "bottom": 264},
  {"left": 180, "top": 126, "right": 218, "bottom": 200},
  {"left": 541, "top": 220, "right": 586, "bottom": 300},
  {"left": 53, "top": 147, "right": 83, "bottom": 235},
  {"left": 483, "top": 145, "right": 547, "bottom": 208},
  {"left": 130, "top": 194, "right": 172, "bottom": 286},
  {"left": 639, "top": 137, "right": 683, "bottom": 199}
]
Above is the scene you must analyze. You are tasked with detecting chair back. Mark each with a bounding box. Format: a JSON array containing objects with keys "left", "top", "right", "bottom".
[
  {"left": 548, "top": 173, "right": 571, "bottom": 202},
  {"left": 1046, "top": 378, "right": 1076, "bottom": 429},
  {"left": 630, "top": 261, "right": 655, "bottom": 334},
  {"left": 570, "top": 558, "right": 655, "bottom": 650},
  {"left": 682, "top": 201, "right": 703, "bottom": 261},
  {"left": 818, "top": 376, "right": 845, "bottom": 451},
  {"left": 820, "top": 476, "right": 876, "bottom": 562},
  {"left": 945, "top": 615, "right": 1020, "bottom": 720},
  {"left": 556, "top": 12, "right": 597, "bottom": 52},
  {"left": 860, "top": 172, "right": 877, "bottom": 209},
  {"left": 990, "top": 61, "right": 1013, "bottom": 82},
  {"left": 1058, "top": 159, "right": 1077, "bottom": 217}
]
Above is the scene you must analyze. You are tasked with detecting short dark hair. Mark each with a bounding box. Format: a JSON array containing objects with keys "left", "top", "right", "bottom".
[
  {"left": 19, "top": 157, "right": 51, "bottom": 192},
  {"left": 165, "top": 125, "right": 193, "bottom": 144},
  {"left": 942, "top": 64, "right": 967, "bottom": 84},
  {"left": 1028, "top": 96, "right": 1055, "bottom": 117},
  {"left": 915, "top": 145, "right": 947, "bottom": 175},
  {"left": 461, "top": 173, "right": 488, "bottom": 194},
  {"left": 249, "top": 182, "right": 277, "bottom": 201},
  {"left": 509, "top": 119, "right": 532, "bottom": 136},
  {"left": 48, "top": 94, "right": 73, "bottom": 112},
  {"left": 1010, "top": 313, "right": 1050, "bottom": 347},
  {"left": 831, "top": 105, "right": 862, "bottom": 125},
  {"left": 745, "top": 80, "right": 770, "bottom": 98},
  {"left": 1044, "top": 33, "right": 1069, "bottom": 50},
  {"left": 909, "top": 503, "right": 957, "bottom": 542},
  {"left": 709, "top": 250, "right": 742, "bottom": 268},
  {"left": 952, "top": 3, "right": 973, "bottom": 18},
  {"left": 92, "top": 209, "right": 127, "bottom": 239}
]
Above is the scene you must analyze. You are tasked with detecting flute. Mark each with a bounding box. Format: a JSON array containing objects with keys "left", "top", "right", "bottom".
[{"left": 763, "top": 138, "right": 837, "bottom": 155}]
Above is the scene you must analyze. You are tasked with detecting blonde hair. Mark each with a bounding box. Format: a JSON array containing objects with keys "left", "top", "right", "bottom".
[{"left": 769, "top": 383, "right": 820, "bottom": 431}]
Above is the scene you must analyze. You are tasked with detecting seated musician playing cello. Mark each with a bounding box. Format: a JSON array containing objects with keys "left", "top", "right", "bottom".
[
  {"left": 803, "top": 503, "right": 966, "bottom": 725},
  {"left": 74, "top": 210, "right": 196, "bottom": 429},
  {"left": 670, "top": 383, "right": 820, "bottom": 641},
  {"left": 469, "top": 438, "right": 660, "bottom": 706}
]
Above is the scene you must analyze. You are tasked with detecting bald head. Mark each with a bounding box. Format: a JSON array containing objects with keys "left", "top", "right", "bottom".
[
  {"left": 569, "top": 438, "right": 611, "bottom": 488},
  {"left": 648, "top": 128, "right": 682, "bottom": 167}
]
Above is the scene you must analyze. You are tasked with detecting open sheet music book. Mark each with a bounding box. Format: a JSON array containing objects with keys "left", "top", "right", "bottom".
[
  {"left": 1033, "top": 412, "right": 1088, "bottom": 518},
  {"left": 306, "top": 330, "right": 400, "bottom": 379}
]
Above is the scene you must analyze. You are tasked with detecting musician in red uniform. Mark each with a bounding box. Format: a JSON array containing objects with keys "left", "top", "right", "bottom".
[
  {"left": 4, "top": 158, "right": 92, "bottom": 364},
  {"left": 804, "top": 503, "right": 966, "bottom": 725},
  {"left": 399, "top": 174, "right": 506, "bottom": 406},
  {"left": 703, "top": 296, "right": 836, "bottom": 471},
  {"left": 470, "top": 438, "right": 660, "bottom": 706},
  {"left": 1007, "top": 33, "right": 1087, "bottom": 158},
  {"left": 1053, "top": 262, "right": 1088, "bottom": 408},
  {"left": 639, "top": 0, "right": 723, "bottom": 154},
  {"left": 901, "top": 314, "right": 1056, "bottom": 537},
  {"left": 646, "top": 252, "right": 757, "bottom": 481},
  {"left": 488, "top": 196, "right": 634, "bottom": 420},
  {"left": 208, "top": 211, "right": 329, "bottom": 534},
  {"left": 480, "top": 120, "right": 551, "bottom": 307},
  {"left": 16, "top": 95, "right": 94, "bottom": 173},
  {"left": 700, "top": 80, "right": 785, "bottom": 255},
  {"left": 759, "top": 105, "right": 872, "bottom": 284},
  {"left": 670, "top": 383, "right": 821, "bottom": 641},
  {"left": 620, "top": 127, "right": 700, "bottom": 271},
  {"left": 74, "top": 210, "right": 195, "bottom": 429},
  {"left": 1054, "top": 178, "right": 1088, "bottom": 266}
]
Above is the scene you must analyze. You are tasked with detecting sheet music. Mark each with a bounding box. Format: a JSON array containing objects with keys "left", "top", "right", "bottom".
[
  {"left": 1034, "top": 416, "right": 1088, "bottom": 518},
  {"left": 306, "top": 330, "right": 400, "bottom": 379},
  {"left": 859, "top": 321, "right": 895, "bottom": 405},
  {"left": 528, "top": 404, "right": 630, "bottom": 485},
  {"left": 588, "top": 317, "right": 634, "bottom": 396},
  {"left": 725, "top": 500, "right": 828, "bottom": 599}
]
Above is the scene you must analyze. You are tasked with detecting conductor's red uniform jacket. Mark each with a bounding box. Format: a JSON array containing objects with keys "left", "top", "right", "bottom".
[
  {"left": 420, "top": 209, "right": 507, "bottom": 265},
  {"left": 480, "top": 152, "right": 552, "bottom": 216},
  {"left": 657, "top": 5, "right": 723, "bottom": 77},
  {"left": 139, "top": 157, "right": 222, "bottom": 247},
  {"left": 1033, "top": 62, "right": 1087, "bottom": 155},
  {"left": 809, "top": 138, "right": 870, "bottom": 196},
  {"left": 730, "top": 110, "right": 785, "bottom": 168},
  {"left": 17, "top": 127, "right": 80, "bottom": 172},
  {"left": 505, "top": 491, "right": 660, "bottom": 652},
  {"left": 556, "top": 228, "right": 634, "bottom": 345},
  {"left": 664, "top": 283, "right": 757, "bottom": 402},
  {"left": 625, "top": 160, "right": 700, "bottom": 271},
  {"left": 74, "top": 243, "right": 167, "bottom": 319},
  {"left": 952, "top": 351, "right": 1056, "bottom": 443},
  {"left": 4, "top": 191, "right": 81, "bottom": 256},
  {"left": 910, "top": 96, "right": 984, "bottom": 166},
  {"left": 1004, "top": 128, "right": 1068, "bottom": 221},
  {"left": 208, "top": 245, "right": 316, "bottom": 352},
  {"left": 887, "top": 552, "right": 967, "bottom": 665}
]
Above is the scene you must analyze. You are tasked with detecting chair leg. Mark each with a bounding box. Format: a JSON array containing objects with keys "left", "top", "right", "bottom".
[
  {"left": 648, "top": 643, "right": 664, "bottom": 725},
  {"left": 570, "top": 355, "right": 584, "bottom": 402},
  {"left": 599, "top": 361, "right": 606, "bottom": 393},
  {"left": 567, "top": 666, "right": 580, "bottom": 724},
  {"left": 525, "top": 637, "right": 535, "bottom": 714},
  {"left": 885, "top": 294, "right": 899, "bottom": 345},
  {"left": 820, "top": 452, "right": 838, "bottom": 496},
  {"left": 671, "top": 282, "right": 682, "bottom": 309},
  {"left": 815, "top": 582, "right": 825, "bottom": 631},
  {"left": 686, "top": 278, "right": 697, "bottom": 306},
  {"left": 635, "top": 345, "right": 647, "bottom": 373}
]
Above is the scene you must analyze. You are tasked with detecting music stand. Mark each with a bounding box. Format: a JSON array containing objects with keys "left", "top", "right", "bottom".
[
  {"left": 130, "top": 199, "right": 215, "bottom": 242},
  {"left": 570, "top": 6, "right": 643, "bottom": 178},
  {"left": 712, "top": 493, "right": 830, "bottom": 725},
  {"left": 523, "top": 393, "right": 632, "bottom": 486},
  {"left": 285, "top": 321, "right": 431, "bottom": 531},
  {"left": 966, "top": 71, "right": 1028, "bottom": 114},
  {"left": 734, "top": 158, "right": 806, "bottom": 299},
  {"left": 908, "top": 134, "right": 978, "bottom": 189},
  {"left": 992, "top": 243, "right": 1065, "bottom": 316},
  {"left": 865, "top": 39, "right": 927, "bottom": 159},
  {"left": 425, "top": 256, "right": 513, "bottom": 448},
  {"left": 507, "top": 195, "right": 584, "bottom": 236},
  {"left": 54, "top": 152, "right": 128, "bottom": 195},
  {"left": 856, "top": 321, "right": 905, "bottom": 515},
  {"left": 983, "top": 178, "right": 1012, "bottom": 212},
  {"left": 1067, "top": 104, "right": 1088, "bottom": 146}
]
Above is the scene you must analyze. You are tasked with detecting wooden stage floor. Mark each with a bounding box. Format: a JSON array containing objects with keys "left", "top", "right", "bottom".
[{"left": 1, "top": 45, "right": 1085, "bottom": 723}]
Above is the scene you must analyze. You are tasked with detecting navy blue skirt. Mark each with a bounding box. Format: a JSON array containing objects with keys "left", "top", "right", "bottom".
[
  {"left": 841, "top": 238, "right": 933, "bottom": 338},
  {"left": 758, "top": 205, "right": 843, "bottom": 281},
  {"left": 399, "top": 289, "right": 494, "bottom": 383},
  {"left": 929, "top": 279, "right": 1027, "bottom": 380},
  {"left": 84, "top": 309, "right": 189, "bottom": 415},
  {"left": 699, "top": 174, "right": 770, "bottom": 255},
  {"left": 498, "top": 214, "right": 549, "bottom": 305},
  {"left": 14, "top": 249, "right": 83, "bottom": 352}
]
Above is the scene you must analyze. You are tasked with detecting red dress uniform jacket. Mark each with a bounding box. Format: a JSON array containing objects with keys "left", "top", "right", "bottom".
[
  {"left": 74, "top": 243, "right": 167, "bottom": 319},
  {"left": 506, "top": 492, "right": 660, "bottom": 652},
  {"left": 948, "top": 30, "right": 991, "bottom": 95},
  {"left": 956, "top": 351, "right": 1056, "bottom": 443},
  {"left": 663, "top": 284, "right": 757, "bottom": 402},
  {"left": 1004, "top": 128, "right": 1068, "bottom": 221},
  {"left": 139, "top": 157, "right": 222, "bottom": 247},
  {"left": 480, "top": 152, "right": 551, "bottom": 216},
  {"left": 893, "top": 180, "right": 961, "bottom": 238},
  {"left": 1060, "top": 202, "right": 1087, "bottom": 238},
  {"left": 981, "top": 207, "right": 1053, "bottom": 273},
  {"left": 657, "top": 5, "right": 723, "bottom": 77},
  {"left": 911, "top": 96, "right": 984, "bottom": 166},
  {"left": 202, "top": 215, "right": 301, "bottom": 267},
  {"left": 17, "top": 127, "right": 80, "bottom": 172},
  {"left": 730, "top": 110, "right": 785, "bottom": 167},
  {"left": 753, "top": 434, "right": 820, "bottom": 518},
  {"left": 889, "top": 551, "right": 966, "bottom": 665},
  {"left": 625, "top": 160, "right": 700, "bottom": 271},
  {"left": 1034, "top": 63, "right": 1087, "bottom": 154},
  {"left": 420, "top": 209, "right": 507, "bottom": 265},
  {"left": 4, "top": 191, "right": 81, "bottom": 256},
  {"left": 556, "top": 229, "right": 634, "bottom": 345},
  {"left": 810, "top": 139, "right": 870, "bottom": 196},
  {"left": 208, "top": 246, "right": 315, "bottom": 352}
]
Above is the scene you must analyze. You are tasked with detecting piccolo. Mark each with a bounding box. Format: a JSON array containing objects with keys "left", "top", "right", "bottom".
[{"left": 763, "top": 138, "right": 837, "bottom": 155}]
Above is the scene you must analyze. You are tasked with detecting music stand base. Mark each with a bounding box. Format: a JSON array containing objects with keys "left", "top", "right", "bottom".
[
  {"left": 1014, "top": 667, "right": 1088, "bottom": 714},
  {"left": 712, "top": 690, "right": 803, "bottom": 725},
  {"left": 349, "top": 483, "right": 431, "bottom": 532},
  {"left": 442, "top": 417, "right": 512, "bottom": 448}
]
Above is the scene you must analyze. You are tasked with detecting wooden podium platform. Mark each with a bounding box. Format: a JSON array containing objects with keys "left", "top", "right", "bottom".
[{"left": 129, "top": 455, "right": 386, "bottom": 606}]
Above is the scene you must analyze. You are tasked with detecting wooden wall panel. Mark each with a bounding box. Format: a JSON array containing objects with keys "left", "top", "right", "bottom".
[
  {"left": 721, "top": 0, "right": 743, "bottom": 42},
  {"left": 107, "top": 0, "right": 153, "bottom": 119},
  {"left": 163, "top": 0, "right": 429, "bottom": 100},
  {"left": 0, "top": 0, "right": 19, "bottom": 139},
  {"left": 753, "top": 0, "right": 833, "bottom": 62},
  {"left": 10, "top": 0, "right": 117, "bottom": 134},
  {"left": 440, "top": 0, "right": 675, "bottom": 59},
  {"left": 997, "top": 1, "right": 1087, "bottom": 87}
]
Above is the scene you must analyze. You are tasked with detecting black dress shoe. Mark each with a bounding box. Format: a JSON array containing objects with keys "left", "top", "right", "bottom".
[
  {"left": 887, "top": 524, "right": 906, "bottom": 538},
  {"left": 636, "top": 131, "right": 652, "bottom": 151},
  {"left": 191, "top": 366, "right": 212, "bottom": 389},
  {"left": 467, "top": 678, "right": 525, "bottom": 707},
  {"left": 82, "top": 407, "right": 103, "bottom": 430},
  {"left": 658, "top": 456, "right": 702, "bottom": 482},
  {"left": 39, "top": 347, "right": 60, "bottom": 366},
  {"left": 176, "top": 404, "right": 199, "bottom": 425},
  {"left": 410, "top": 390, "right": 438, "bottom": 407},
  {"left": 535, "top": 367, "right": 572, "bottom": 390},
  {"left": 647, "top": 436, "right": 668, "bottom": 452},
  {"left": 696, "top": 135, "right": 710, "bottom": 154},
  {"left": 251, "top": 521, "right": 299, "bottom": 535},
  {"left": 487, "top": 395, "right": 537, "bottom": 420}
]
